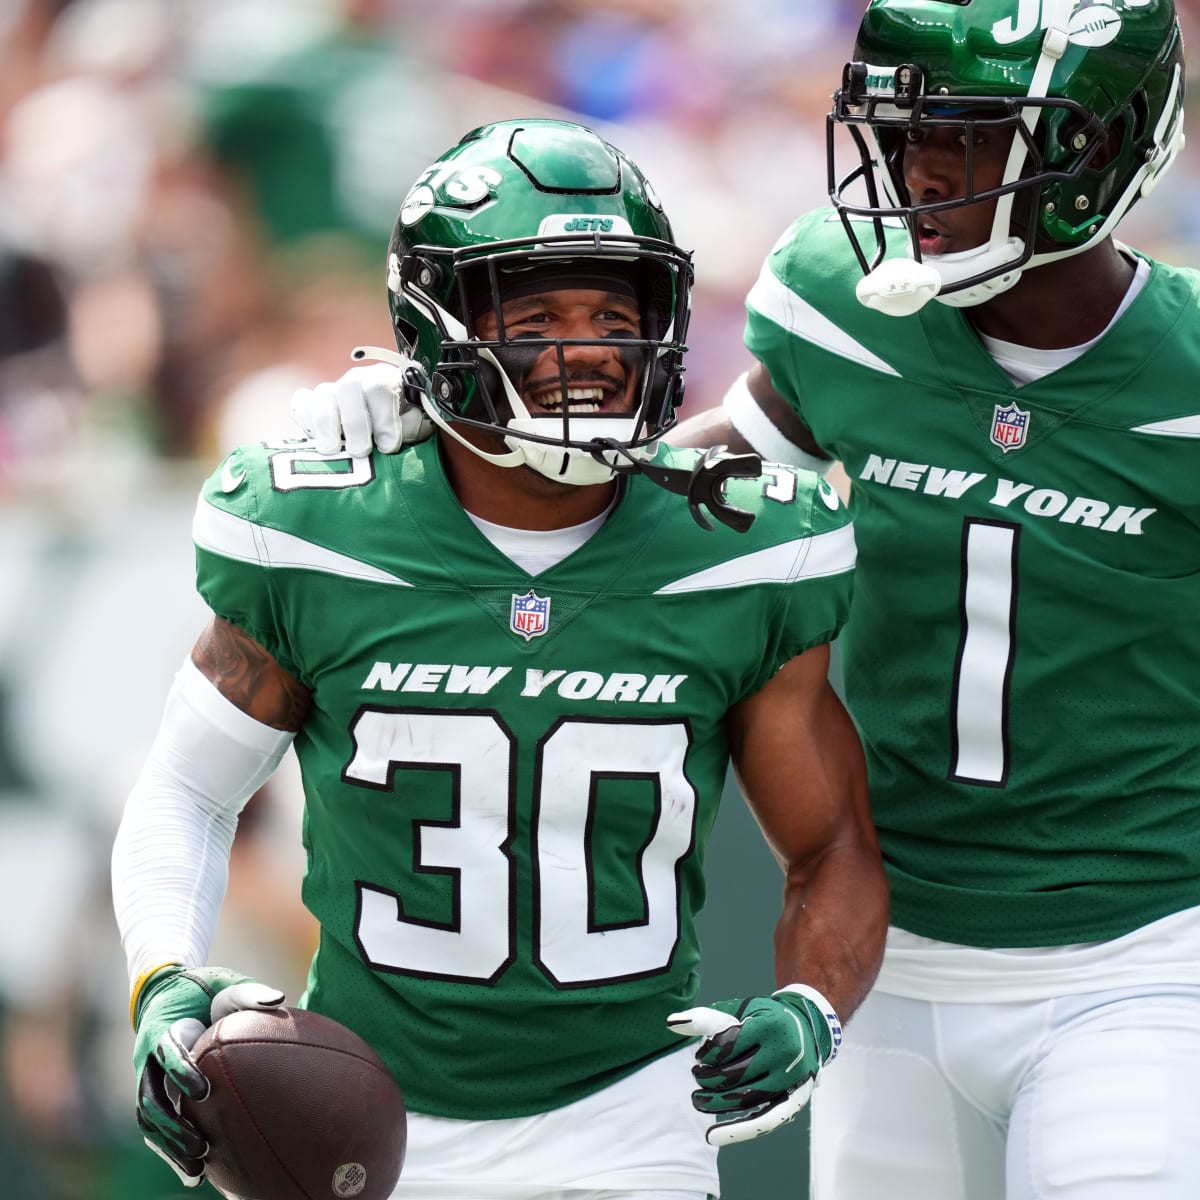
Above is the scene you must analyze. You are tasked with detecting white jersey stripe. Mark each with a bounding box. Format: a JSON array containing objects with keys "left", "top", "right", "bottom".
[
  {"left": 193, "top": 496, "right": 413, "bottom": 586},
  {"left": 1132, "top": 414, "right": 1200, "bottom": 437},
  {"left": 655, "top": 525, "right": 856, "bottom": 595},
  {"left": 747, "top": 260, "right": 900, "bottom": 377}
]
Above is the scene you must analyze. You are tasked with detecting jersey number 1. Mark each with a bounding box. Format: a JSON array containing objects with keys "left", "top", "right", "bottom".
[{"left": 950, "top": 519, "right": 1020, "bottom": 787}]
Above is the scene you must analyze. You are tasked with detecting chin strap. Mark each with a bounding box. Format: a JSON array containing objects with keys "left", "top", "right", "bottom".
[{"left": 603, "top": 441, "right": 763, "bottom": 532}]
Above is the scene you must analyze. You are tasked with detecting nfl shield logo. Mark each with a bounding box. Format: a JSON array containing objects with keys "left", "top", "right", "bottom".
[
  {"left": 990, "top": 402, "right": 1030, "bottom": 453},
  {"left": 510, "top": 589, "right": 551, "bottom": 641}
]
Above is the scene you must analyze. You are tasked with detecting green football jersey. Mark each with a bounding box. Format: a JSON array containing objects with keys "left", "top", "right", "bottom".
[
  {"left": 193, "top": 436, "right": 854, "bottom": 1118},
  {"left": 746, "top": 208, "right": 1200, "bottom": 949}
]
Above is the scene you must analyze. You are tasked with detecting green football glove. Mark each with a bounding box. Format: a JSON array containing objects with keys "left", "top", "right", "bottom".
[
  {"left": 667, "top": 985, "right": 841, "bottom": 1146},
  {"left": 131, "top": 965, "right": 285, "bottom": 1186}
]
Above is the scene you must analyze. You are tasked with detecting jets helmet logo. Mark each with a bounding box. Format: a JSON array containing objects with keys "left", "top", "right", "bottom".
[{"left": 993, "top": 0, "right": 1141, "bottom": 49}]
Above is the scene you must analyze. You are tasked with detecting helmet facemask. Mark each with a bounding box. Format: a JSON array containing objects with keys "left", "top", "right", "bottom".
[
  {"left": 827, "top": 0, "right": 1186, "bottom": 317},
  {"left": 394, "top": 232, "right": 691, "bottom": 486},
  {"left": 830, "top": 79, "right": 1104, "bottom": 313}
]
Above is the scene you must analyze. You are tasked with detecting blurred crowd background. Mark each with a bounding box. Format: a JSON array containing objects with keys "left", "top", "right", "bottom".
[{"left": 1, "top": 1, "right": 1198, "bottom": 1197}]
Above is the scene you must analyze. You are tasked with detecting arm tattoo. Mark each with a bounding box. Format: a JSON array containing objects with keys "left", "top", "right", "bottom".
[{"left": 192, "top": 617, "right": 312, "bottom": 731}]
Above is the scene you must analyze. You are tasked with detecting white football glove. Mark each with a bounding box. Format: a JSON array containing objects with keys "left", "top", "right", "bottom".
[{"left": 289, "top": 361, "right": 432, "bottom": 457}]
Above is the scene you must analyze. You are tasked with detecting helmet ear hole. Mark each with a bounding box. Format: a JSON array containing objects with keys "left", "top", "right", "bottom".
[
  {"left": 1088, "top": 120, "right": 1126, "bottom": 173},
  {"left": 1127, "top": 90, "right": 1149, "bottom": 144},
  {"left": 394, "top": 315, "right": 419, "bottom": 355}
]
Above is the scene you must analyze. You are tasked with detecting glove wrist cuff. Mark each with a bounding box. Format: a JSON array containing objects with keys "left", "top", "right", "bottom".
[
  {"left": 773, "top": 984, "right": 843, "bottom": 1064},
  {"left": 130, "top": 962, "right": 185, "bottom": 1029}
]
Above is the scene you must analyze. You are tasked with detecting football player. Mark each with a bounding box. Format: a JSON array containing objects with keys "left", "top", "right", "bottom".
[
  {"left": 112, "top": 119, "right": 888, "bottom": 1200},
  {"left": 292, "top": 3, "right": 1200, "bottom": 1197}
]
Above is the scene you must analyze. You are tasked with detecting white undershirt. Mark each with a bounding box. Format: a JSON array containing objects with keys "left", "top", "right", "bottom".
[
  {"left": 465, "top": 503, "right": 613, "bottom": 574},
  {"left": 977, "top": 252, "right": 1150, "bottom": 384}
]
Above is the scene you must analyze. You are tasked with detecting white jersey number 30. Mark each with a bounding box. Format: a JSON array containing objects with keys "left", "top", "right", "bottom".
[{"left": 344, "top": 710, "right": 696, "bottom": 987}]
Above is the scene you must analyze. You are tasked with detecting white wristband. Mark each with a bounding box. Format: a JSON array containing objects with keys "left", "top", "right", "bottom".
[
  {"left": 722, "top": 371, "right": 833, "bottom": 474},
  {"left": 774, "top": 983, "right": 843, "bottom": 1063}
]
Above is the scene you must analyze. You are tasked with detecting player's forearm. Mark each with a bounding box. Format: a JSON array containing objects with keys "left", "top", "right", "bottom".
[
  {"left": 112, "top": 658, "right": 294, "bottom": 996},
  {"left": 772, "top": 839, "right": 888, "bottom": 1023},
  {"left": 113, "top": 757, "right": 238, "bottom": 1007}
]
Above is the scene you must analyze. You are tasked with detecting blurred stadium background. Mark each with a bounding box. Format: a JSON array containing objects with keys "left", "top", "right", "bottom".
[{"left": 1, "top": 1, "right": 1198, "bottom": 1197}]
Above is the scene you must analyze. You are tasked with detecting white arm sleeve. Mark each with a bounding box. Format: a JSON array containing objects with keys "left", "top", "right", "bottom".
[
  {"left": 111, "top": 657, "right": 296, "bottom": 993},
  {"left": 722, "top": 371, "right": 834, "bottom": 475}
]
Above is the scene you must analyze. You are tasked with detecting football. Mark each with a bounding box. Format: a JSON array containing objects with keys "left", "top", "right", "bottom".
[{"left": 179, "top": 1006, "right": 406, "bottom": 1200}]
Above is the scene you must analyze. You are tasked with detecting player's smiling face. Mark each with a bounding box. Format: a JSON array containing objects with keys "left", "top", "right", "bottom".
[
  {"left": 901, "top": 122, "right": 1016, "bottom": 256},
  {"left": 475, "top": 288, "right": 642, "bottom": 419}
]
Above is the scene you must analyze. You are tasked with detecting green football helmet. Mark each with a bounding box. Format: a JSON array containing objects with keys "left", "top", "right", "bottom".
[
  {"left": 380, "top": 118, "right": 694, "bottom": 488},
  {"left": 827, "top": 0, "right": 1186, "bottom": 316}
]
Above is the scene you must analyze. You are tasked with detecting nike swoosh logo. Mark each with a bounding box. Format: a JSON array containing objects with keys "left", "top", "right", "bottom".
[
  {"left": 784, "top": 1008, "right": 806, "bottom": 1073},
  {"left": 1132, "top": 415, "right": 1200, "bottom": 438},
  {"left": 221, "top": 461, "right": 247, "bottom": 493}
]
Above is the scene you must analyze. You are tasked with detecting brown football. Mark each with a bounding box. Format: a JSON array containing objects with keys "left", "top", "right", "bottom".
[{"left": 179, "top": 1006, "right": 406, "bottom": 1200}]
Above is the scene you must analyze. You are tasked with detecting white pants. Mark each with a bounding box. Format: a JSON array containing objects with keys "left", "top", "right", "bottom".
[
  {"left": 390, "top": 1045, "right": 716, "bottom": 1199},
  {"left": 811, "top": 984, "right": 1200, "bottom": 1200}
]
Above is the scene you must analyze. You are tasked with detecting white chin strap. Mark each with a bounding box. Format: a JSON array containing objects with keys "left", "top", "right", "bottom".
[
  {"left": 924, "top": 239, "right": 1028, "bottom": 308},
  {"left": 931, "top": 243, "right": 1027, "bottom": 307}
]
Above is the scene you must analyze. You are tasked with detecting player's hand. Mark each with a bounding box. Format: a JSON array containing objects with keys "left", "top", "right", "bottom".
[
  {"left": 667, "top": 986, "right": 841, "bottom": 1146},
  {"left": 289, "top": 361, "right": 432, "bottom": 457},
  {"left": 132, "top": 965, "right": 285, "bottom": 1186}
]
